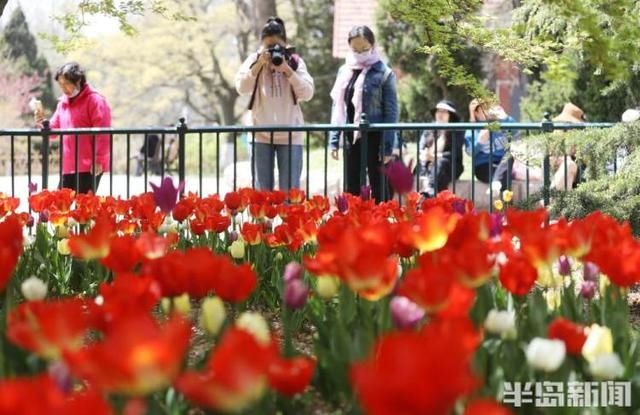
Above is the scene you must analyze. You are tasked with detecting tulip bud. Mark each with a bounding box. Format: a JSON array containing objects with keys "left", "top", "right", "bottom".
[
  {"left": 589, "top": 352, "right": 624, "bottom": 379},
  {"left": 315, "top": 276, "right": 340, "bottom": 300},
  {"left": 583, "top": 262, "right": 599, "bottom": 282},
  {"left": 161, "top": 297, "right": 172, "bottom": 315},
  {"left": 48, "top": 361, "right": 72, "bottom": 393},
  {"left": 56, "top": 225, "right": 69, "bottom": 239},
  {"left": 545, "top": 289, "right": 562, "bottom": 311},
  {"left": 228, "top": 230, "right": 238, "bottom": 242},
  {"left": 526, "top": 338, "right": 566, "bottom": 372},
  {"left": 557, "top": 256, "right": 571, "bottom": 276},
  {"left": 173, "top": 293, "right": 191, "bottom": 316},
  {"left": 580, "top": 280, "right": 597, "bottom": 300},
  {"left": 335, "top": 194, "right": 348, "bottom": 213},
  {"left": 275, "top": 252, "right": 283, "bottom": 261},
  {"left": 21, "top": 276, "right": 48, "bottom": 301},
  {"left": 283, "top": 261, "right": 303, "bottom": 283},
  {"left": 360, "top": 185, "right": 371, "bottom": 201},
  {"left": 199, "top": 296, "right": 226, "bottom": 336},
  {"left": 236, "top": 311, "right": 270, "bottom": 345},
  {"left": 582, "top": 324, "right": 613, "bottom": 363},
  {"left": 229, "top": 240, "right": 245, "bottom": 259},
  {"left": 57, "top": 239, "right": 71, "bottom": 255},
  {"left": 484, "top": 309, "right": 516, "bottom": 337},
  {"left": 39, "top": 211, "right": 49, "bottom": 223},
  {"left": 390, "top": 296, "right": 425, "bottom": 330},
  {"left": 284, "top": 279, "right": 309, "bottom": 310},
  {"left": 26, "top": 215, "right": 34, "bottom": 228}
]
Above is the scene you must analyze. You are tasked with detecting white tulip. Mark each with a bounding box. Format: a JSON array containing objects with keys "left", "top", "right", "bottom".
[
  {"left": 526, "top": 338, "right": 566, "bottom": 372},
  {"left": 484, "top": 309, "right": 516, "bottom": 337},
  {"left": 20, "top": 276, "right": 47, "bottom": 301},
  {"left": 589, "top": 352, "right": 625, "bottom": 379}
]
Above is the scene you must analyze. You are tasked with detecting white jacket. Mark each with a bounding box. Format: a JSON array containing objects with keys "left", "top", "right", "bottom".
[{"left": 235, "top": 53, "right": 314, "bottom": 145}]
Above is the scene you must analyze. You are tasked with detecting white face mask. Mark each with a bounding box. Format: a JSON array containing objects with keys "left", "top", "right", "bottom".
[{"left": 353, "top": 49, "right": 372, "bottom": 64}]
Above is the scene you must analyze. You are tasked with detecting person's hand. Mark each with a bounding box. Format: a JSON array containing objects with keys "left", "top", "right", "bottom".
[
  {"left": 272, "top": 62, "right": 292, "bottom": 77},
  {"left": 477, "top": 129, "right": 490, "bottom": 144},
  {"left": 251, "top": 50, "right": 271, "bottom": 76},
  {"left": 94, "top": 165, "right": 104, "bottom": 175},
  {"left": 331, "top": 149, "right": 339, "bottom": 160},
  {"left": 34, "top": 108, "right": 44, "bottom": 126}
]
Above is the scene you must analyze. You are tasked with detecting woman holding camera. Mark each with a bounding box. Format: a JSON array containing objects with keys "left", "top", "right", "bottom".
[
  {"left": 235, "top": 17, "right": 314, "bottom": 192},
  {"left": 329, "top": 25, "right": 399, "bottom": 203},
  {"left": 34, "top": 62, "right": 111, "bottom": 194}
]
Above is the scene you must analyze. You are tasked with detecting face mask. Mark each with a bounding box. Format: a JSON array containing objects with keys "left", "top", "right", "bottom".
[{"left": 353, "top": 50, "right": 372, "bottom": 64}]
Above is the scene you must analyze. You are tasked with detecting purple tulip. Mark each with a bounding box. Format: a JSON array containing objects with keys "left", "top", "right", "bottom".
[
  {"left": 382, "top": 160, "right": 414, "bottom": 195},
  {"left": 360, "top": 185, "right": 372, "bottom": 201},
  {"left": 390, "top": 296, "right": 426, "bottom": 330},
  {"left": 48, "top": 361, "right": 72, "bottom": 393},
  {"left": 284, "top": 279, "right": 309, "bottom": 310},
  {"left": 489, "top": 213, "right": 504, "bottom": 238},
  {"left": 452, "top": 199, "right": 467, "bottom": 215},
  {"left": 28, "top": 182, "right": 38, "bottom": 194},
  {"left": 558, "top": 256, "right": 571, "bottom": 276},
  {"left": 228, "top": 230, "right": 238, "bottom": 242},
  {"left": 580, "top": 280, "right": 597, "bottom": 300},
  {"left": 26, "top": 215, "right": 34, "bottom": 228},
  {"left": 335, "top": 194, "right": 349, "bottom": 213},
  {"left": 150, "top": 177, "right": 185, "bottom": 213},
  {"left": 583, "top": 262, "right": 600, "bottom": 282},
  {"left": 283, "top": 261, "right": 303, "bottom": 284},
  {"left": 39, "top": 211, "right": 49, "bottom": 224}
]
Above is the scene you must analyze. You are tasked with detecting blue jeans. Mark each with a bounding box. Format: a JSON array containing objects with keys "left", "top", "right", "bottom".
[{"left": 253, "top": 143, "right": 303, "bottom": 191}]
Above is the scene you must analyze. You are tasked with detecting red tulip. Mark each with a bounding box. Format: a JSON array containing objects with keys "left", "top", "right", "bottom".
[
  {"left": 7, "top": 298, "right": 93, "bottom": 360},
  {"left": 0, "top": 214, "right": 23, "bottom": 292},
  {"left": 267, "top": 356, "right": 316, "bottom": 396},
  {"left": 547, "top": 317, "right": 587, "bottom": 355},
  {"left": 64, "top": 315, "right": 190, "bottom": 396}
]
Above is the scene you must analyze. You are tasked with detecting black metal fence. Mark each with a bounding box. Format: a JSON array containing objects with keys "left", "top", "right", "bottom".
[{"left": 0, "top": 116, "right": 614, "bottom": 211}]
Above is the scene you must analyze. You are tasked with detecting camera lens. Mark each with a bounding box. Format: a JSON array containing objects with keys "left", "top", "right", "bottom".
[{"left": 271, "top": 52, "right": 284, "bottom": 66}]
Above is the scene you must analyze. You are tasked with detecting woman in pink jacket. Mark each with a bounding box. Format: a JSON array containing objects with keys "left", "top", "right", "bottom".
[
  {"left": 35, "top": 62, "right": 111, "bottom": 194},
  {"left": 235, "top": 17, "right": 314, "bottom": 192}
]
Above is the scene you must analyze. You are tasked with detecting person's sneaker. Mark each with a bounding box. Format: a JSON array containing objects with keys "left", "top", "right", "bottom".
[{"left": 485, "top": 181, "right": 502, "bottom": 196}]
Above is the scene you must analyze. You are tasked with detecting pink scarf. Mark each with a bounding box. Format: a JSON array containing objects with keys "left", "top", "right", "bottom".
[{"left": 330, "top": 48, "right": 382, "bottom": 140}]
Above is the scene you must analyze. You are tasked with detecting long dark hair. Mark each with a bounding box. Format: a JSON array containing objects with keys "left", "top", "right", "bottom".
[{"left": 261, "top": 17, "right": 287, "bottom": 42}]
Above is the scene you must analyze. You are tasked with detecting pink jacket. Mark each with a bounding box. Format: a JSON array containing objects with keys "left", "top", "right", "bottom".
[{"left": 49, "top": 84, "right": 112, "bottom": 174}]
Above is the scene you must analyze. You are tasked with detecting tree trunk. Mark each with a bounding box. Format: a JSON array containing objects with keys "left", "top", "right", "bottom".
[
  {"left": 252, "top": 0, "right": 277, "bottom": 38},
  {"left": 0, "top": 0, "right": 8, "bottom": 18}
]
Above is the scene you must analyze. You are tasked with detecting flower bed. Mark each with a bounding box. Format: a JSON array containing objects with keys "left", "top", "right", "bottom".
[{"left": 0, "top": 183, "right": 638, "bottom": 414}]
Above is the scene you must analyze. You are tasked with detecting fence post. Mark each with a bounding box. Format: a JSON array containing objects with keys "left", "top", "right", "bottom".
[
  {"left": 177, "top": 117, "right": 187, "bottom": 195},
  {"left": 41, "top": 119, "right": 50, "bottom": 190},
  {"left": 359, "top": 113, "right": 369, "bottom": 194},
  {"left": 541, "top": 112, "right": 554, "bottom": 207}
]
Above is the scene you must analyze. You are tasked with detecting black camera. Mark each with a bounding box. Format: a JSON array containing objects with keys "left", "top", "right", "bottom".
[{"left": 267, "top": 44, "right": 296, "bottom": 66}]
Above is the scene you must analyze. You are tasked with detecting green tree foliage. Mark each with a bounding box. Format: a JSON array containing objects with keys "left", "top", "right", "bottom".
[
  {"left": 2, "top": 7, "right": 56, "bottom": 112},
  {"left": 377, "top": 2, "right": 484, "bottom": 122},
  {"left": 515, "top": 0, "right": 640, "bottom": 121},
  {"left": 516, "top": 122, "right": 640, "bottom": 233}
]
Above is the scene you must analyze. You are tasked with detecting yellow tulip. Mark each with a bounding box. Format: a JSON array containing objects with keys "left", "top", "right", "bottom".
[
  {"left": 316, "top": 276, "right": 340, "bottom": 300},
  {"left": 199, "top": 296, "right": 226, "bottom": 336},
  {"left": 582, "top": 324, "right": 614, "bottom": 363},
  {"left": 57, "top": 239, "right": 71, "bottom": 255}
]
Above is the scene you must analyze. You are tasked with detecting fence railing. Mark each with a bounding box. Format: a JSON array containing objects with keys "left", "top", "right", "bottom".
[{"left": 0, "top": 116, "right": 615, "bottom": 211}]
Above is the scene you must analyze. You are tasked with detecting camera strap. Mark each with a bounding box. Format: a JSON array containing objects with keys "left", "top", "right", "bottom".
[{"left": 248, "top": 66, "right": 263, "bottom": 111}]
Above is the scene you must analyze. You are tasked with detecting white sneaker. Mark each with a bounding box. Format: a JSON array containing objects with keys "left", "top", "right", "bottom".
[{"left": 485, "top": 181, "right": 502, "bottom": 196}]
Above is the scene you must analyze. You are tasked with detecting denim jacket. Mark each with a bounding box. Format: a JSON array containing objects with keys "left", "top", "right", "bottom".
[
  {"left": 464, "top": 116, "right": 518, "bottom": 167},
  {"left": 330, "top": 61, "right": 399, "bottom": 155}
]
